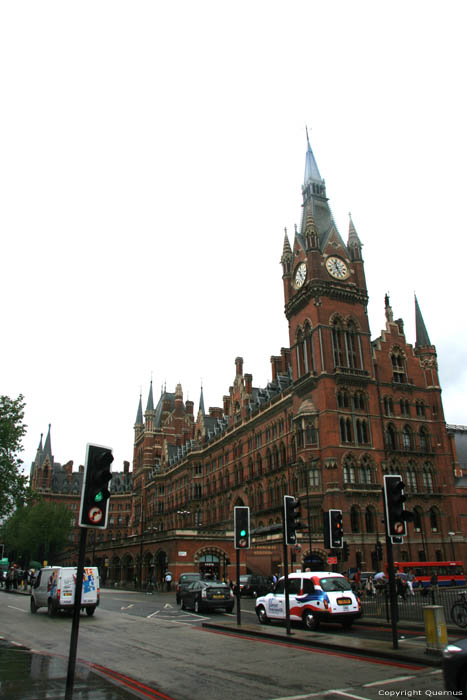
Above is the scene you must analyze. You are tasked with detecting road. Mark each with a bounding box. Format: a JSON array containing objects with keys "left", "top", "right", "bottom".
[{"left": 0, "top": 588, "right": 447, "bottom": 700}]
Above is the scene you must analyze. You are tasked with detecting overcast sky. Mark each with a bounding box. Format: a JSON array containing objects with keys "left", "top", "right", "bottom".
[{"left": 2, "top": 1, "right": 466, "bottom": 474}]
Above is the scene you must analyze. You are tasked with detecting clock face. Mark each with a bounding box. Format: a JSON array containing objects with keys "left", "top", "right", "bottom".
[
  {"left": 325, "top": 256, "right": 349, "bottom": 280},
  {"left": 294, "top": 262, "right": 307, "bottom": 288}
]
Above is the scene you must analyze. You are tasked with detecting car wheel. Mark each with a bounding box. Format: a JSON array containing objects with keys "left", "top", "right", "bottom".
[
  {"left": 30, "top": 597, "right": 37, "bottom": 614},
  {"left": 194, "top": 599, "right": 201, "bottom": 614},
  {"left": 303, "top": 609, "right": 319, "bottom": 631},
  {"left": 176, "top": 596, "right": 180, "bottom": 605},
  {"left": 181, "top": 599, "right": 186, "bottom": 610},
  {"left": 86, "top": 607, "right": 95, "bottom": 616},
  {"left": 256, "top": 605, "right": 270, "bottom": 625},
  {"left": 47, "top": 600, "right": 56, "bottom": 617},
  {"left": 224, "top": 606, "right": 234, "bottom": 613}
]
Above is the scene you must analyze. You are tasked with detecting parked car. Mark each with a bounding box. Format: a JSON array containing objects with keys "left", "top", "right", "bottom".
[
  {"left": 239, "top": 574, "right": 272, "bottom": 598},
  {"left": 180, "top": 580, "right": 234, "bottom": 613},
  {"left": 443, "top": 638, "right": 467, "bottom": 695},
  {"left": 176, "top": 572, "right": 202, "bottom": 604}
]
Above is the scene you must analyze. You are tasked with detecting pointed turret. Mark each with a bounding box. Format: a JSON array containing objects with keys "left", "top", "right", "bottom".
[
  {"left": 415, "top": 295, "right": 432, "bottom": 347},
  {"left": 146, "top": 380, "right": 154, "bottom": 411},
  {"left": 281, "top": 229, "right": 292, "bottom": 272},
  {"left": 135, "top": 394, "right": 143, "bottom": 426},
  {"left": 300, "top": 131, "right": 334, "bottom": 247},
  {"left": 199, "top": 385, "right": 205, "bottom": 416},
  {"left": 347, "top": 214, "right": 363, "bottom": 261},
  {"left": 42, "top": 424, "right": 53, "bottom": 465},
  {"left": 304, "top": 126, "right": 322, "bottom": 183}
]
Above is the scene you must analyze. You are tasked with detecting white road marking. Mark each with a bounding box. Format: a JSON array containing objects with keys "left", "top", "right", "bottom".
[
  {"left": 267, "top": 690, "right": 367, "bottom": 700},
  {"left": 120, "top": 604, "right": 134, "bottom": 610},
  {"left": 164, "top": 603, "right": 173, "bottom": 608},
  {"left": 331, "top": 692, "right": 371, "bottom": 700},
  {"left": 364, "top": 676, "right": 415, "bottom": 687},
  {"left": 146, "top": 610, "right": 160, "bottom": 618},
  {"left": 7, "top": 605, "right": 27, "bottom": 613}
]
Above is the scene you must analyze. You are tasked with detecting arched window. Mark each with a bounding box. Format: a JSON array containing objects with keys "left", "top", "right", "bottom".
[
  {"left": 340, "top": 417, "right": 353, "bottom": 443},
  {"left": 353, "top": 392, "right": 366, "bottom": 411},
  {"left": 384, "top": 397, "right": 394, "bottom": 415},
  {"left": 350, "top": 506, "right": 360, "bottom": 533},
  {"left": 332, "top": 319, "right": 344, "bottom": 367},
  {"left": 419, "top": 427, "right": 429, "bottom": 452},
  {"left": 400, "top": 399, "right": 410, "bottom": 416},
  {"left": 358, "top": 456, "right": 372, "bottom": 484},
  {"left": 391, "top": 348, "right": 407, "bottom": 383},
  {"left": 338, "top": 390, "right": 350, "bottom": 409},
  {"left": 309, "top": 463, "right": 320, "bottom": 488},
  {"left": 343, "top": 456, "right": 356, "bottom": 484},
  {"left": 406, "top": 464, "right": 417, "bottom": 492},
  {"left": 356, "top": 419, "right": 369, "bottom": 445},
  {"left": 402, "top": 425, "right": 412, "bottom": 450},
  {"left": 266, "top": 449, "right": 272, "bottom": 471},
  {"left": 414, "top": 507, "right": 423, "bottom": 532},
  {"left": 386, "top": 424, "right": 396, "bottom": 450},
  {"left": 365, "top": 506, "right": 376, "bottom": 533},
  {"left": 422, "top": 464, "right": 434, "bottom": 493},
  {"left": 345, "top": 321, "right": 359, "bottom": 368},
  {"left": 429, "top": 507, "right": 439, "bottom": 532}
]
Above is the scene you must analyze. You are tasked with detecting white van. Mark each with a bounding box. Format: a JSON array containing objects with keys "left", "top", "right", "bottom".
[
  {"left": 30, "top": 566, "right": 100, "bottom": 617},
  {"left": 255, "top": 571, "right": 361, "bottom": 630}
]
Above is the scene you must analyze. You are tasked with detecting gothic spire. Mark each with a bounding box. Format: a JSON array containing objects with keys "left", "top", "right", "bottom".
[
  {"left": 199, "top": 385, "right": 205, "bottom": 415},
  {"left": 304, "top": 126, "right": 322, "bottom": 184},
  {"left": 347, "top": 213, "right": 363, "bottom": 261},
  {"left": 135, "top": 393, "right": 143, "bottom": 425},
  {"left": 415, "top": 294, "right": 431, "bottom": 347},
  {"left": 146, "top": 380, "right": 154, "bottom": 411}
]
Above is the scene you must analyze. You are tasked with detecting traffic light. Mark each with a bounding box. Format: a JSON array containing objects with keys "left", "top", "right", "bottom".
[
  {"left": 79, "top": 444, "right": 114, "bottom": 528},
  {"left": 284, "top": 495, "right": 301, "bottom": 545},
  {"left": 342, "top": 541, "right": 350, "bottom": 561},
  {"left": 234, "top": 506, "right": 250, "bottom": 549},
  {"left": 324, "top": 509, "right": 343, "bottom": 548},
  {"left": 383, "top": 474, "right": 414, "bottom": 539}
]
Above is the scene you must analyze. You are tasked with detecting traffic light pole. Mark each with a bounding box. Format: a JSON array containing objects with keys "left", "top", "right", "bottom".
[
  {"left": 65, "top": 526, "right": 87, "bottom": 699},
  {"left": 283, "top": 522, "right": 292, "bottom": 635},
  {"left": 236, "top": 548, "right": 241, "bottom": 626},
  {"left": 385, "top": 530, "right": 399, "bottom": 649}
]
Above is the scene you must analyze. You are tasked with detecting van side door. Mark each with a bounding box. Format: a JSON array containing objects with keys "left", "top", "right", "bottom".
[{"left": 266, "top": 579, "right": 285, "bottom": 619}]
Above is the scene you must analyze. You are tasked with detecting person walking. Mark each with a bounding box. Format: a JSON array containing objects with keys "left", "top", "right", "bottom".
[
  {"left": 365, "top": 576, "right": 376, "bottom": 597},
  {"left": 165, "top": 571, "right": 172, "bottom": 592},
  {"left": 407, "top": 569, "right": 415, "bottom": 597}
]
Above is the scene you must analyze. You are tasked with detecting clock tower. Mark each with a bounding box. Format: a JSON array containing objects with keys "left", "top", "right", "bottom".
[{"left": 281, "top": 133, "right": 372, "bottom": 386}]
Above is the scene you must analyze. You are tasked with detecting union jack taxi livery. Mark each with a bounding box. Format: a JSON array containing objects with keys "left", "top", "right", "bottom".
[{"left": 255, "top": 571, "right": 361, "bottom": 630}]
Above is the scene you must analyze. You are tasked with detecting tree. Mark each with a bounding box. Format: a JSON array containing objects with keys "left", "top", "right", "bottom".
[
  {"left": 1, "top": 500, "right": 73, "bottom": 565},
  {"left": 0, "top": 394, "right": 32, "bottom": 519}
]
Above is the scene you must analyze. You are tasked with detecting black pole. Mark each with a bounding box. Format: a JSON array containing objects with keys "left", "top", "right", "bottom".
[
  {"left": 66, "top": 527, "right": 87, "bottom": 699},
  {"left": 283, "top": 522, "right": 292, "bottom": 635},
  {"left": 386, "top": 530, "right": 399, "bottom": 649},
  {"left": 236, "top": 549, "right": 241, "bottom": 625}
]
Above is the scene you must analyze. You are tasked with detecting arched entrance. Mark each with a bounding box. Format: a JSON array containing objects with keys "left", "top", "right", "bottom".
[
  {"left": 122, "top": 554, "right": 134, "bottom": 584},
  {"left": 154, "top": 549, "right": 168, "bottom": 586},
  {"left": 195, "top": 547, "right": 229, "bottom": 580},
  {"left": 302, "top": 550, "right": 326, "bottom": 570}
]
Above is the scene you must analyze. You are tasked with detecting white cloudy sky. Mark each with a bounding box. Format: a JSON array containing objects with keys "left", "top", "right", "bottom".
[{"left": 1, "top": 1, "right": 466, "bottom": 474}]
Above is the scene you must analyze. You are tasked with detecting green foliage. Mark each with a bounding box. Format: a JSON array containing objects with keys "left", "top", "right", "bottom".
[
  {"left": 1, "top": 500, "right": 73, "bottom": 565},
  {"left": 0, "top": 394, "right": 32, "bottom": 519}
]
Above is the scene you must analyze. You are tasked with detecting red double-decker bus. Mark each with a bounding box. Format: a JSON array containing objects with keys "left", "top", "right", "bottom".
[{"left": 387, "top": 561, "right": 465, "bottom": 588}]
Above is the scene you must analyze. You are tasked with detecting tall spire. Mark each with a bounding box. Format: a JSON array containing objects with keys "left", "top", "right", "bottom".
[
  {"left": 135, "top": 393, "right": 143, "bottom": 425},
  {"left": 146, "top": 380, "right": 154, "bottom": 411},
  {"left": 415, "top": 294, "right": 431, "bottom": 347},
  {"left": 347, "top": 213, "right": 363, "bottom": 261},
  {"left": 199, "top": 385, "right": 205, "bottom": 415},
  {"left": 304, "top": 126, "right": 322, "bottom": 184}
]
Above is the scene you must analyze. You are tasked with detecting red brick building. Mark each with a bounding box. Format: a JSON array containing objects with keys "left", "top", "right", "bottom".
[{"left": 31, "top": 136, "right": 464, "bottom": 585}]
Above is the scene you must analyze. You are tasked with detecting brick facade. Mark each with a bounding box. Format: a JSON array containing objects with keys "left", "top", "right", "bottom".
[{"left": 30, "top": 138, "right": 466, "bottom": 585}]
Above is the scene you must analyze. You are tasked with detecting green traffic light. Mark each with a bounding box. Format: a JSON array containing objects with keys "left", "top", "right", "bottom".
[
  {"left": 94, "top": 491, "right": 104, "bottom": 503},
  {"left": 240, "top": 529, "right": 246, "bottom": 537}
]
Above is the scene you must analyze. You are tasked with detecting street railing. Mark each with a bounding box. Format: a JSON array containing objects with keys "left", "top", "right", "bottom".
[{"left": 360, "top": 586, "right": 466, "bottom": 624}]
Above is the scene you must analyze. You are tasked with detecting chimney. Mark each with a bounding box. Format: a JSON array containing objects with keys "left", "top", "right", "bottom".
[
  {"left": 223, "top": 395, "right": 230, "bottom": 414},
  {"left": 186, "top": 400, "right": 194, "bottom": 415},
  {"left": 244, "top": 373, "right": 252, "bottom": 394},
  {"left": 235, "top": 357, "right": 243, "bottom": 376},
  {"left": 123, "top": 460, "right": 130, "bottom": 474}
]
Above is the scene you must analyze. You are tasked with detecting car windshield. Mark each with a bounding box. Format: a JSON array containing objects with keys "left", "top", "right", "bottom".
[
  {"left": 319, "top": 577, "right": 351, "bottom": 592},
  {"left": 239, "top": 576, "right": 250, "bottom": 582},
  {"left": 180, "top": 574, "right": 199, "bottom": 582},
  {"left": 202, "top": 581, "right": 227, "bottom": 589}
]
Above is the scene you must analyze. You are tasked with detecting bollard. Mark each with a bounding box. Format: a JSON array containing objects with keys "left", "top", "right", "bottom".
[{"left": 424, "top": 605, "right": 448, "bottom": 655}]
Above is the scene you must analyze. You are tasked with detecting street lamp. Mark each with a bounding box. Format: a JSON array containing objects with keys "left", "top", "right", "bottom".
[{"left": 448, "top": 531, "right": 456, "bottom": 560}]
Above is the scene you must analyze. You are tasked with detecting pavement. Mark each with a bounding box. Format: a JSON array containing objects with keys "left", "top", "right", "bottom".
[{"left": 1, "top": 585, "right": 460, "bottom": 697}]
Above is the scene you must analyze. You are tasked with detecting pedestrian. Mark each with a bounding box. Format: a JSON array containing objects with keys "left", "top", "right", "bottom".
[
  {"left": 430, "top": 570, "right": 438, "bottom": 600},
  {"left": 165, "top": 571, "right": 172, "bottom": 592},
  {"left": 396, "top": 574, "right": 407, "bottom": 600},
  {"left": 365, "top": 576, "right": 376, "bottom": 597},
  {"left": 406, "top": 569, "right": 415, "bottom": 597},
  {"left": 272, "top": 573, "right": 278, "bottom": 584}
]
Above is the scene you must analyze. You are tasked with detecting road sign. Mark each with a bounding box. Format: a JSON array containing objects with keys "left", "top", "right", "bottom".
[
  {"left": 88, "top": 507, "right": 103, "bottom": 524},
  {"left": 327, "top": 556, "right": 337, "bottom": 564}
]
